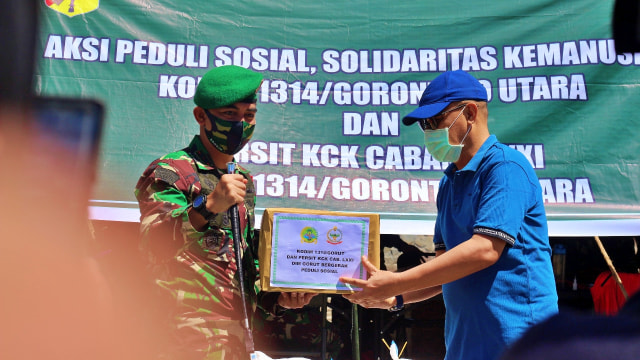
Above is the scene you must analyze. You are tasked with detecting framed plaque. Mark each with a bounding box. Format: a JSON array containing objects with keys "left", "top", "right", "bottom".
[{"left": 259, "top": 208, "right": 380, "bottom": 294}]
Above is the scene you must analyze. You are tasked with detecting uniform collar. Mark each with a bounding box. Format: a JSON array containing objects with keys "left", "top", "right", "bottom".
[
  {"left": 186, "top": 135, "right": 249, "bottom": 175},
  {"left": 187, "top": 135, "right": 216, "bottom": 170}
]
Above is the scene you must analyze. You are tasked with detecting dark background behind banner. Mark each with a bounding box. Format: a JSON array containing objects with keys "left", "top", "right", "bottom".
[{"left": 35, "top": 0, "right": 640, "bottom": 235}]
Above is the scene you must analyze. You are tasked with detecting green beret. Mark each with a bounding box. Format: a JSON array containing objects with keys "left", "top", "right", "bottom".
[{"left": 193, "top": 65, "right": 263, "bottom": 109}]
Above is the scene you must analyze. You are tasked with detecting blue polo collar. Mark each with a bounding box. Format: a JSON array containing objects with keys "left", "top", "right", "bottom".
[{"left": 444, "top": 135, "right": 498, "bottom": 177}]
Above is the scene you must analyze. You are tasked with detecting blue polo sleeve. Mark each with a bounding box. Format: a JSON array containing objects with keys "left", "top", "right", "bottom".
[
  {"left": 473, "top": 160, "right": 535, "bottom": 246},
  {"left": 433, "top": 176, "right": 446, "bottom": 251},
  {"left": 433, "top": 214, "right": 447, "bottom": 251}
]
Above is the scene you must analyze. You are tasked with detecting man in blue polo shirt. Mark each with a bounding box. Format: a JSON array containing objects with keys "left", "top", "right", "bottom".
[{"left": 340, "top": 70, "right": 558, "bottom": 360}]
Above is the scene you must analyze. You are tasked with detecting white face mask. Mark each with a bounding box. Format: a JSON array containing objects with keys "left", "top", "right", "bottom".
[{"left": 424, "top": 105, "right": 470, "bottom": 163}]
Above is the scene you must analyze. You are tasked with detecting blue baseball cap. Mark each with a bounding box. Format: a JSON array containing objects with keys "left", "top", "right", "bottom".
[{"left": 402, "top": 70, "right": 488, "bottom": 126}]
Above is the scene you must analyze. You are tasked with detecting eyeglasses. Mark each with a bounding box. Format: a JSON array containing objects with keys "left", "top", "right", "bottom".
[{"left": 418, "top": 103, "right": 467, "bottom": 131}]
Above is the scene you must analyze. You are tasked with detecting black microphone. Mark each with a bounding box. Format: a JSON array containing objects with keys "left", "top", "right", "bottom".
[{"left": 226, "top": 161, "right": 255, "bottom": 355}]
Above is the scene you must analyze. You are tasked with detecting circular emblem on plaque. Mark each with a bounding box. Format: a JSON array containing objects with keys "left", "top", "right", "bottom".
[
  {"left": 327, "top": 226, "right": 343, "bottom": 245},
  {"left": 300, "top": 227, "right": 318, "bottom": 244}
]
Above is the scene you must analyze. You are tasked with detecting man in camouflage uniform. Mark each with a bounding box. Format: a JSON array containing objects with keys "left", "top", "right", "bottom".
[{"left": 135, "top": 65, "right": 316, "bottom": 360}]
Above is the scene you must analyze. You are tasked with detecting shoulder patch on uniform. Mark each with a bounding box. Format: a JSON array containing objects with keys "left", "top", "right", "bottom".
[{"left": 155, "top": 167, "right": 180, "bottom": 185}]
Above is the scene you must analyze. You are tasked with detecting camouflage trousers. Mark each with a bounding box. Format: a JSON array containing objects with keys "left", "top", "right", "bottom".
[
  {"left": 159, "top": 315, "right": 250, "bottom": 360},
  {"left": 253, "top": 307, "right": 350, "bottom": 360}
]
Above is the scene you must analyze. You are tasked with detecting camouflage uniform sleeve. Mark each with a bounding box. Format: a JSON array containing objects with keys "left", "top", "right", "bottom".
[{"left": 134, "top": 158, "right": 204, "bottom": 263}]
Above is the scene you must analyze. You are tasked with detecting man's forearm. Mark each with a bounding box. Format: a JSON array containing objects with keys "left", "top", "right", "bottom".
[
  {"left": 403, "top": 285, "right": 443, "bottom": 305},
  {"left": 396, "top": 234, "right": 505, "bottom": 294}
]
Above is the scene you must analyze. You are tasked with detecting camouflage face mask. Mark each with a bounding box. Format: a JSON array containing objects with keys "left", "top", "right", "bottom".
[{"left": 203, "top": 110, "right": 255, "bottom": 155}]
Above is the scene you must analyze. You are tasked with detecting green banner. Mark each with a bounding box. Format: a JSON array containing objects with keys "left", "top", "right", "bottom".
[{"left": 36, "top": 0, "right": 640, "bottom": 235}]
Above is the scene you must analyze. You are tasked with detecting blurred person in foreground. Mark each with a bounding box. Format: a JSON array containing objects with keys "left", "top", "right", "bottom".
[
  {"left": 340, "top": 70, "right": 558, "bottom": 360},
  {"left": 1, "top": 2, "right": 154, "bottom": 358},
  {"left": 134, "top": 65, "right": 316, "bottom": 360},
  {"left": 500, "top": 290, "right": 640, "bottom": 360},
  {"left": 0, "top": 108, "right": 160, "bottom": 360}
]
